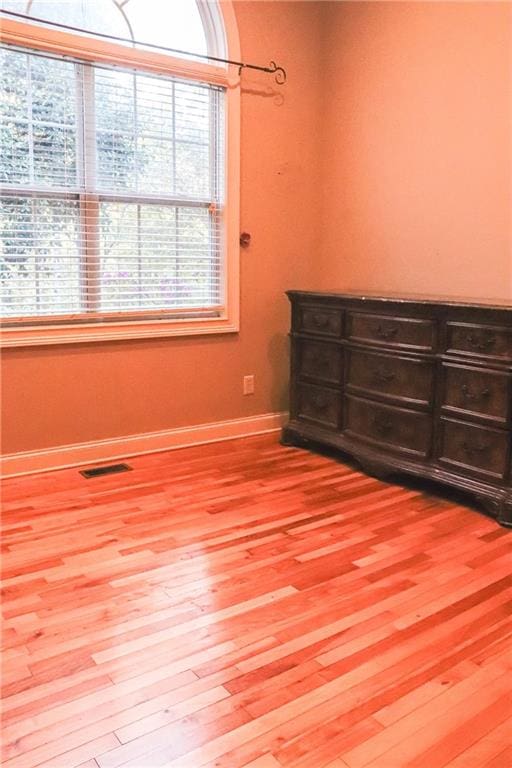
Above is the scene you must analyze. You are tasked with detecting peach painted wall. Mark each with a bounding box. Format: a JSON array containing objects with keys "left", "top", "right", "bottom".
[
  {"left": 1, "top": 1, "right": 323, "bottom": 454},
  {"left": 2, "top": 1, "right": 511, "bottom": 456},
  {"left": 315, "top": 0, "right": 512, "bottom": 299}
]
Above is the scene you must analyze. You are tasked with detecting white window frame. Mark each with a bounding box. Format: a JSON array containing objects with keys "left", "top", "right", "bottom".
[{"left": 0, "top": 1, "right": 240, "bottom": 347}]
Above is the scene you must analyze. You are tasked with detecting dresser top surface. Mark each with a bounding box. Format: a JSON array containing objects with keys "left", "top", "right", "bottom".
[{"left": 287, "top": 290, "right": 512, "bottom": 311}]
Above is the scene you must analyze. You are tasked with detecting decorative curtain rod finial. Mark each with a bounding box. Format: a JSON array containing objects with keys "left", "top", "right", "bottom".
[
  {"left": 237, "top": 60, "right": 286, "bottom": 85},
  {"left": 268, "top": 61, "right": 286, "bottom": 85}
]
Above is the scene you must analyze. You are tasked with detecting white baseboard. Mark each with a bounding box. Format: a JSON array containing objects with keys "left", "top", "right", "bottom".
[{"left": 1, "top": 411, "right": 288, "bottom": 478}]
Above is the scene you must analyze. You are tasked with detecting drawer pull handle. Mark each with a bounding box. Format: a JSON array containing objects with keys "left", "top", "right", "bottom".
[
  {"left": 312, "top": 394, "right": 329, "bottom": 410},
  {"left": 372, "top": 369, "right": 396, "bottom": 385},
  {"left": 460, "top": 384, "right": 491, "bottom": 402},
  {"left": 462, "top": 441, "right": 490, "bottom": 456},
  {"left": 313, "top": 314, "right": 329, "bottom": 329},
  {"left": 372, "top": 416, "right": 393, "bottom": 436},
  {"left": 466, "top": 333, "right": 496, "bottom": 352},
  {"left": 374, "top": 324, "right": 399, "bottom": 341}
]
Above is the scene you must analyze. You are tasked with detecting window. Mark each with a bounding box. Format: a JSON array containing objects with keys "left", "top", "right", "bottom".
[
  {"left": 0, "top": 1, "right": 240, "bottom": 345},
  {"left": 1, "top": 48, "right": 224, "bottom": 318}
]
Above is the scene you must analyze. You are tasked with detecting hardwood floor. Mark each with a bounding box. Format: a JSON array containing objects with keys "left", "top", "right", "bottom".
[{"left": 1, "top": 434, "right": 511, "bottom": 768}]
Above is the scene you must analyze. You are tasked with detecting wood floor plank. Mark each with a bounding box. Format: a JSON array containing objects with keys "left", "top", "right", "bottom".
[
  {"left": 480, "top": 745, "right": 512, "bottom": 768},
  {"left": 2, "top": 434, "right": 511, "bottom": 768},
  {"left": 443, "top": 718, "right": 512, "bottom": 768},
  {"left": 242, "top": 754, "right": 282, "bottom": 768},
  {"left": 340, "top": 662, "right": 511, "bottom": 768}
]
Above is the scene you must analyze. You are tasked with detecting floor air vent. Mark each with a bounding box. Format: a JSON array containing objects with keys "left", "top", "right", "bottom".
[{"left": 80, "top": 463, "right": 132, "bottom": 479}]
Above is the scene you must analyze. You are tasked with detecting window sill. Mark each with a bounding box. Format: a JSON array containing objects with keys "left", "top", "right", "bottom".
[{"left": 0, "top": 315, "right": 239, "bottom": 347}]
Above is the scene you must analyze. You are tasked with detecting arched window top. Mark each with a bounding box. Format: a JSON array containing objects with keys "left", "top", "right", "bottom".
[{"left": 0, "top": 0, "right": 225, "bottom": 58}]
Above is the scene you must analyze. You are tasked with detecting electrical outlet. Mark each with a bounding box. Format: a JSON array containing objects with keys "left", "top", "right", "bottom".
[{"left": 243, "top": 375, "right": 255, "bottom": 395}]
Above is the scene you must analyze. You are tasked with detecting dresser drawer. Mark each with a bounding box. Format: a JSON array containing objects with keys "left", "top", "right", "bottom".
[
  {"left": 297, "top": 383, "right": 340, "bottom": 429},
  {"left": 345, "top": 396, "right": 431, "bottom": 457},
  {"left": 441, "top": 363, "right": 511, "bottom": 426},
  {"left": 298, "top": 305, "right": 343, "bottom": 338},
  {"left": 346, "top": 348, "right": 433, "bottom": 407},
  {"left": 446, "top": 322, "right": 512, "bottom": 361},
  {"left": 298, "top": 340, "right": 342, "bottom": 385},
  {"left": 438, "top": 419, "right": 509, "bottom": 482},
  {"left": 346, "top": 312, "right": 435, "bottom": 351}
]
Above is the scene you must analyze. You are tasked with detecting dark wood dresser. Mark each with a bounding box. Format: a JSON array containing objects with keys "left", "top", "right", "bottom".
[{"left": 282, "top": 291, "right": 512, "bottom": 526}]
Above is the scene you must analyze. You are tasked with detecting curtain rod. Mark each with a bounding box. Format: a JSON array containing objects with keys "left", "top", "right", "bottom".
[{"left": 0, "top": 9, "right": 287, "bottom": 84}]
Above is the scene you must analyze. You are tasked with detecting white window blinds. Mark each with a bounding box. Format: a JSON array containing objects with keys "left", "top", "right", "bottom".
[{"left": 0, "top": 46, "right": 225, "bottom": 323}]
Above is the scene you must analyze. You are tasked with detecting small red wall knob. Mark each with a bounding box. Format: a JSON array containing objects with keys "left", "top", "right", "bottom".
[{"left": 240, "top": 232, "right": 251, "bottom": 248}]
